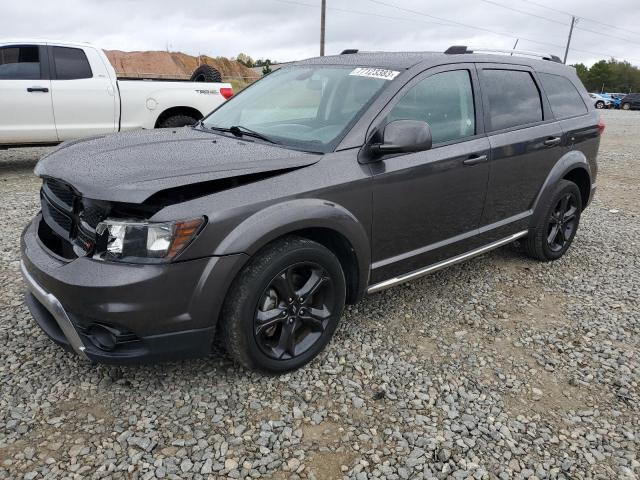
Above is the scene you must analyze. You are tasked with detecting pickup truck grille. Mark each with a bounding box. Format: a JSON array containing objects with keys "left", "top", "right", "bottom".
[{"left": 39, "top": 179, "right": 106, "bottom": 257}]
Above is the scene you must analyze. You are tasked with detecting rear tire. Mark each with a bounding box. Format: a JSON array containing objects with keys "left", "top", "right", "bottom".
[
  {"left": 525, "top": 180, "right": 582, "bottom": 262},
  {"left": 595, "top": 100, "right": 604, "bottom": 109},
  {"left": 221, "top": 236, "right": 346, "bottom": 373},
  {"left": 190, "top": 64, "right": 222, "bottom": 83},
  {"left": 158, "top": 114, "right": 198, "bottom": 128}
]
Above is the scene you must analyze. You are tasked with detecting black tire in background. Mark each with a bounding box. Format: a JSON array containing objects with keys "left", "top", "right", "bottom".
[
  {"left": 525, "top": 179, "right": 582, "bottom": 262},
  {"left": 221, "top": 236, "right": 346, "bottom": 373},
  {"left": 595, "top": 100, "right": 605, "bottom": 109},
  {"left": 158, "top": 114, "right": 199, "bottom": 128},
  {"left": 622, "top": 103, "right": 631, "bottom": 110},
  {"left": 190, "top": 64, "right": 223, "bottom": 83}
]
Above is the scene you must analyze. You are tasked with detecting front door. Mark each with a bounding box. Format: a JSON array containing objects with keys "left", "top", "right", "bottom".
[
  {"left": 0, "top": 44, "right": 57, "bottom": 144},
  {"left": 368, "top": 65, "right": 490, "bottom": 283}
]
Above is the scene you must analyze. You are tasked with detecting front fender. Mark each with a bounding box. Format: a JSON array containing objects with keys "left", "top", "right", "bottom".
[
  {"left": 213, "top": 198, "right": 371, "bottom": 296},
  {"left": 530, "top": 149, "right": 592, "bottom": 225}
]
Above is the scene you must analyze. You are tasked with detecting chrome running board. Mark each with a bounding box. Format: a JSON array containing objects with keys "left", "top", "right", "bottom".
[{"left": 367, "top": 230, "right": 528, "bottom": 294}]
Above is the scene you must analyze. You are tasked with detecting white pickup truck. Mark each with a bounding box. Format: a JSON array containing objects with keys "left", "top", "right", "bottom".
[{"left": 0, "top": 39, "right": 233, "bottom": 148}]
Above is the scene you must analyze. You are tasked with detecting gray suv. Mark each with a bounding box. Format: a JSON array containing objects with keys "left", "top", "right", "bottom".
[{"left": 21, "top": 47, "right": 602, "bottom": 372}]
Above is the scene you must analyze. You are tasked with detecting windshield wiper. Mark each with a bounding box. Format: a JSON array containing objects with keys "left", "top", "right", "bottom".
[
  {"left": 229, "top": 125, "right": 279, "bottom": 144},
  {"left": 203, "top": 124, "right": 278, "bottom": 145}
]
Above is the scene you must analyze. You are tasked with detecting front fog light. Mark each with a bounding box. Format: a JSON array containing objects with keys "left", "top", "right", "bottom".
[{"left": 95, "top": 217, "right": 204, "bottom": 263}]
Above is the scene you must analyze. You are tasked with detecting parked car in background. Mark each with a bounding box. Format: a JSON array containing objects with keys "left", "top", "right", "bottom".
[
  {"left": 620, "top": 93, "right": 640, "bottom": 110},
  {"left": 0, "top": 39, "right": 233, "bottom": 149},
  {"left": 21, "top": 46, "right": 601, "bottom": 372},
  {"left": 600, "top": 93, "right": 621, "bottom": 109},
  {"left": 588, "top": 93, "right": 612, "bottom": 109}
]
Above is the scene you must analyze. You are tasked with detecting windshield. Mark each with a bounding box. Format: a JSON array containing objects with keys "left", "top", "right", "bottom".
[{"left": 202, "top": 66, "right": 395, "bottom": 152}]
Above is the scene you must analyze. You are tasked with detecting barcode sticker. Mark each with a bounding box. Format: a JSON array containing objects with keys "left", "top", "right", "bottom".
[{"left": 349, "top": 67, "right": 400, "bottom": 81}]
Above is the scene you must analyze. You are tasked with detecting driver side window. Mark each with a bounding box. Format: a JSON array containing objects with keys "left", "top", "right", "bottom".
[{"left": 386, "top": 69, "right": 475, "bottom": 144}]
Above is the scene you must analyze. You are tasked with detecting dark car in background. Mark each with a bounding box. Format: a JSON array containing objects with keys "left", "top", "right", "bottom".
[
  {"left": 21, "top": 46, "right": 602, "bottom": 372},
  {"left": 621, "top": 93, "right": 640, "bottom": 110}
]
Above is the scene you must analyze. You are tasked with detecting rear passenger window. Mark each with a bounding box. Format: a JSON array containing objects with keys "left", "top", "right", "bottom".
[
  {"left": 0, "top": 46, "right": 40, "bottom": 80},
  {"left": 386, "top": 70, "right": 475, "bottom": 144},
  {"left": 481, "top": 69, "right": 542, "bottom": 131},
  {"left": 52, "top": 47, "right": 92, "bottom": 80},
  {"left": 539, "top": 73, "right": 587, "bottom": 119}
]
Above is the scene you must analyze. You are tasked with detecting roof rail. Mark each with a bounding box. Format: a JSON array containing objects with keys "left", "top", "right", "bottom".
[
  {"left": 341, "top": 49, "right": 359, "bottom": 54},
  {"left": 444, "top": 45, "right": 562, "bottom": 63}
]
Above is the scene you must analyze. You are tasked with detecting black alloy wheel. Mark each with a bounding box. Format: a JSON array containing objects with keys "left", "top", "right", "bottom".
[
  {"left": 221, "top": 236, "right": 346, "bottom": 373},
  {"left": 546, "top": 192, "right": 578, "bottom": 252},
  {"left": 254, "top": 262, "right": 334, "bottom": 360},
  {"left": 524, "top": 179, "right": 582, "bottom": 261}
]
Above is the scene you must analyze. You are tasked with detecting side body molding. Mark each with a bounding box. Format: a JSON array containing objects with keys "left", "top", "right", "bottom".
[
  {"left": 213, "top": 198, "right": 372, "bottom": 299},
  {"left": 530, "top": 149, "right": 592, "bottom": 225}
]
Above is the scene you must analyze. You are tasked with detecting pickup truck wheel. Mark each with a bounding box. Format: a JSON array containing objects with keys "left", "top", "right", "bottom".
[
  {"left": 525, "top": 180, "right": 582, "bottom": 262},
  {"left": 158, "top": 114, "right": 199, "bottom": 128},
  {"left": 221, "top": 236, "right": 346, "bottom": 373},
  {"left": 190, "top": 64, "right": 222, "bottom": 83}
]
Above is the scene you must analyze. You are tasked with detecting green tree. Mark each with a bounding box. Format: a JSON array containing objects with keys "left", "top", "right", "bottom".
[{"left": 236, "top": 53, "right": 254, "bottom": 68}]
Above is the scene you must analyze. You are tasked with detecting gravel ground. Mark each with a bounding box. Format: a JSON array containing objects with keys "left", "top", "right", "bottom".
[{"left": 1, "top": 110, "right": 638, "bottom": 480}]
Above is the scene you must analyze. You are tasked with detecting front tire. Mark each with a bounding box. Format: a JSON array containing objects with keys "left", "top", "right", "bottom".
[
  {"left": 525, "top": 180, "right": 582, "bottom": 261},
  {"left": 622, "top": 103, "right": 631, "bottom": 110},
  {"left": 595, "top": 100, "right": 604, "bottom": 109},
  {"left": 221, "top": 236, "right": 346, "bottom": 373}
]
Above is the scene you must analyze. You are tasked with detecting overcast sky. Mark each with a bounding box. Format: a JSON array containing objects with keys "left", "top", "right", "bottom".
[{"left": 3, "top": 0, "right": 640, "bottom": 66}]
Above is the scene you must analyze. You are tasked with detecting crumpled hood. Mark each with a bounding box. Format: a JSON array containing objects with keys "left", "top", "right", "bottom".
[{"left": 35, "top": 128, "right": 320, "bottom": 203}]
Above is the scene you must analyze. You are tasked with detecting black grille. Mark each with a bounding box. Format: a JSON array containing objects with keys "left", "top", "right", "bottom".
[
  {"left": 47, "top": 202, "right": 73, "bottom": 232},
  {"left": 44, "top": 178, "right": 75, "bottom": 208},
  {"left": 39, "top": 178, "right": 105, "bottom": 258}
]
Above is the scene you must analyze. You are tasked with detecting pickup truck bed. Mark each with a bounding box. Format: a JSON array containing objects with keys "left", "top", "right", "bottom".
[{"left": 0, "top": 39, "right": 233, "bottom": 148}]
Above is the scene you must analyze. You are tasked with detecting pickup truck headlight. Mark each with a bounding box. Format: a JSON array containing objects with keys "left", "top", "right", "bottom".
[{"left": 94, "top": 217, "right": 205, "bottom": 263}]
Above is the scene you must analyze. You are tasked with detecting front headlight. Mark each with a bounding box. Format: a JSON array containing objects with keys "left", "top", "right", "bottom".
[{"left": 94, "top": 217, "right": 205, "bottom": 263}]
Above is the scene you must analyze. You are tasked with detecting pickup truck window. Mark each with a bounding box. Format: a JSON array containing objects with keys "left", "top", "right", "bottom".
[
  {"left": 52, "top": 47, "right": 92, "bottom": 80},
  {"left": 0, "top": 46, "right": 40, "bottom": 80},
  {"left": 202, "top": 66, "right": 390, "bottom": 153}
]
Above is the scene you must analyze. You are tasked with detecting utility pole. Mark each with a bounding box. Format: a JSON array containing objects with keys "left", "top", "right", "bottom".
[
  {"left": 563, "top": 16, "right": 577, "bottom": 64},
  {"left": 320, "top": 0, "right": 326, "bottom": 56}
]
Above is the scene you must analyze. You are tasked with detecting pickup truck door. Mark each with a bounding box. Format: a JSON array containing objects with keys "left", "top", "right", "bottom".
[
  {"left": 0, "top": 44, "right": 57, "bottom": 145},
  {"left": 48, "top": 45, "right": 117, "bottom": 141}
]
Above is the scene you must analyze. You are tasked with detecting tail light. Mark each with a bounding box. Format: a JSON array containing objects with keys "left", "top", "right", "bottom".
[
  {"left": 220, "top": 87, "right": 234, "bottom": 99},
  {"left": 597, "top": 118, "right": 605, "bottom": 135}
]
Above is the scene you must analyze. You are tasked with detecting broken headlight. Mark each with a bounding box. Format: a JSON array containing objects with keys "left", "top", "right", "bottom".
[{"left": 94, "top": 217, "right": 205, "bottom": 263}]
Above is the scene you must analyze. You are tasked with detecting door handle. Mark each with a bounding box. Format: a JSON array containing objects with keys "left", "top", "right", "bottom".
[
  {"left": 463, "top": 154, "right": 488, "bottom": 166},
  {"left": 543, "top": 136, "right": 561, "bottom": 147},
  {"left": 27, "top": 87, "right": 49, "bottom": 93}
]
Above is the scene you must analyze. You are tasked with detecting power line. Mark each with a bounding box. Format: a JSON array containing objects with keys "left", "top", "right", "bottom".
[
  {"left": 480, "top": 0, "right": 640, "bottom": 46},
  {"left": 518, "top": 0, "right": 640, "bottom": 38},
  {"left": 269, "top": 0, "right": 640, "bottom": 64},
  {"left": 363, "top": 0, "right": 640, "bottom": 64}
]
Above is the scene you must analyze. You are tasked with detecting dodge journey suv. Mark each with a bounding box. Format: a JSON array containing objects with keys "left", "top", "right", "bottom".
[{"left": 21, "top": 46, "right": 602, "bottom": 372}]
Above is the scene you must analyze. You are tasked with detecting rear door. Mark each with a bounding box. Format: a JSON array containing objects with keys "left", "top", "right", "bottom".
[
  {"left": 477, "top": 65, "right": 564, "bottom": 230},
  {"left": 48, "top": 45, "right": 117, "bottom": 140},
  {"left": 368, "top": 65, "right": 490, "bottom": 282},
  {"left": 0, "top": 44, "right": 57, "bottom": 144}
]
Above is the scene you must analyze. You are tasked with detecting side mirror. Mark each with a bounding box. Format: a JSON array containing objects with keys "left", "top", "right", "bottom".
[{"left": 370, "top": 120, "right": 432, "bottom": 155}]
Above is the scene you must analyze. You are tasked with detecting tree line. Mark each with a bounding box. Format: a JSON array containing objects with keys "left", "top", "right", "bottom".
[
  {"left": 573, "top": 59, "right": 640, "bottom": 94},
  {"left": 236, "top": 53, "right": 274, "bottom": 75}
]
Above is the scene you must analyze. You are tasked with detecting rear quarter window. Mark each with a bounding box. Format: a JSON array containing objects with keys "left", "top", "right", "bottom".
[
  {"left": 480, "top": 69, "right": 543, "bottom": 131},
  {"left": 52, "top": 46, "right": 92, "bottom": 80},
  {"left": 538, "top": 72, "right": 588, "bottom": 119}
]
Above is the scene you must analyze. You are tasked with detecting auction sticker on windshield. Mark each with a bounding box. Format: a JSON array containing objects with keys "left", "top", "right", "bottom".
[{"left": 349, "top": 67, "right": 400, "bottom": 81}]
